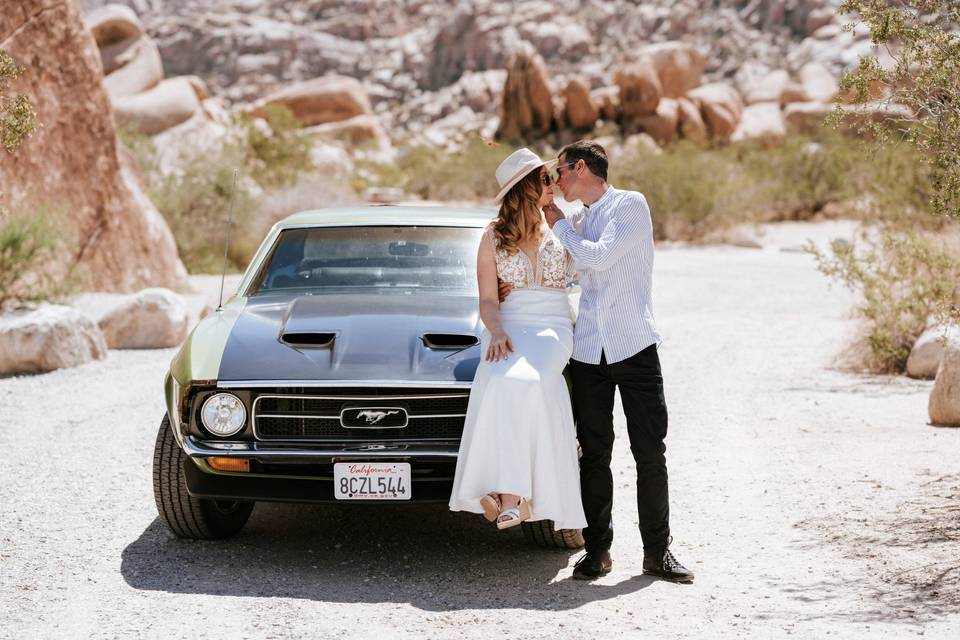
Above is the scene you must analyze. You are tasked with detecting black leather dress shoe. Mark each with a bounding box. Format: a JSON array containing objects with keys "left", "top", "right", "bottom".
[
  {"left": 572, "top": 550, "right": 612, "bottom": 580},
  {"left": 643, "top": 546, "right": 694, "bottom": 583}
]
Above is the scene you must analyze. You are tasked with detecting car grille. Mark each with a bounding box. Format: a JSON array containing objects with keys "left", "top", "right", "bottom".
[{"left": 253, "top": 387, "right": 469, "bottom": 442}]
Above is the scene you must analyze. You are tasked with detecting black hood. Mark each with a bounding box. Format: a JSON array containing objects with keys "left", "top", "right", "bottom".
[{"left": 217, "top": 291, "right": 483, "bottom": 382}]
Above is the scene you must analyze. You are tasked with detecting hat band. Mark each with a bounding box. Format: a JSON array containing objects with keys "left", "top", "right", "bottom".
[{"left": 498, "top": 163, "right": 540, "bottom": 192}]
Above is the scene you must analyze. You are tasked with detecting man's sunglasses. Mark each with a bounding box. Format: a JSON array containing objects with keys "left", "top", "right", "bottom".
[{"left": 541, "top": 160, "right": 578, "bottom": 186}]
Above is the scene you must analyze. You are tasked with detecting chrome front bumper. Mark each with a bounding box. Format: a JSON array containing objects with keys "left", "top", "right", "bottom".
[{"left": 182, "top": 435, "right": 460, "bottom": 463}]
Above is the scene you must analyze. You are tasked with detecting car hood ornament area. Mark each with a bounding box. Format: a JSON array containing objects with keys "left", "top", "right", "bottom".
[
  {"left": 357, "top": 410, "right": 398, "bottom": 424},
  {"left": 340, "top": 407, "right": 408, "bottom": 428}
]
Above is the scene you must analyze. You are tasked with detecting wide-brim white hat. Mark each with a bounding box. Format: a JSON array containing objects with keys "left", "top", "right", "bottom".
[{"left": 494, "top": 148, "right": 557, "bottom": 203}]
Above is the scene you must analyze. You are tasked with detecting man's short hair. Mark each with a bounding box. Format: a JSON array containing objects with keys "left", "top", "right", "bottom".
[{"left": 560, "top": 140, "right": 608, "bottom": 181}]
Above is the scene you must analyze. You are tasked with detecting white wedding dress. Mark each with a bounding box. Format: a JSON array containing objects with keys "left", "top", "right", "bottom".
[{"left": 448, "top": 222, "right": 587, "bottom": 530}]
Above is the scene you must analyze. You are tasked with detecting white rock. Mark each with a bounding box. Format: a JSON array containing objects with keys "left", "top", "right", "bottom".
[
  {"left": 310, "top": 142, "right": 353, "bottom": 172},
  {"left": 102, "top": 35, "right": 164, "bottom": 101},
  {"left": 0, "top": 306, "right": 107, "bottom": 376},
  {"left": 798, "top": 62, "right": 838, "bottom": 103},
  {"left": 929, "top": 342, "right": 960, "bottom": 426},
  {"left": 151, "top": 111, "right": 232, "bottom": 176},
  {"left": 740, "top": 69, "right": 790, "bottom": 105},
  {"left": 91, "top": 288, "right": 190, "bottom": 349},
  {"left": 113, "top": 77, "right": 204, "bottom": 135},
  {"left": 732, "top": 102, "right": 786, "bottom": 146},
  {"left": 84, "top": 4, "right": 144, "bottom": 47},
  {"left": 907, "top": 326, "right": 960, "bottom": 380}
]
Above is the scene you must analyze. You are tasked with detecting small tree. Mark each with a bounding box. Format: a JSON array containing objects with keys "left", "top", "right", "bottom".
[
  {"left": 0, "top": 50, "right": 39, "bottom": 153},
  {"left": 833, "top": 0, "right": 960, "bottom": 219},
  {"left": 813, "top": 2, "right": 960, "bottom": 372},
  {"left": 1, "top": 50, "right": 57, "bottom": 309}
]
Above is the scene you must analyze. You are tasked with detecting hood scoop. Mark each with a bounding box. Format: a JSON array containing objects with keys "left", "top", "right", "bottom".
[
  {"left": 421, "top": 333, "right": 479, "bottom": 350},
  {"left": 280, "top": 331, "right": 336, "bottom": 348}
]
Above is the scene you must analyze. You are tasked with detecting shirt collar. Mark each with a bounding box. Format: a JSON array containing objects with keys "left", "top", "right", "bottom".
[{"left": 583, "top": 185, "right": 614, "bottom": 215}]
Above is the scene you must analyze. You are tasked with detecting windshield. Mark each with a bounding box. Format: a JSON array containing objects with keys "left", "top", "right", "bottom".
[{"left": 247, "top": 225, "right": 484, "bottom": 295}]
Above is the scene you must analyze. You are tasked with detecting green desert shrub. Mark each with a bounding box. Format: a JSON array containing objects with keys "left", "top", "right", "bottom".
[
  {"left": 809, "top": 225, "right": 960, "bottom": 373},
  {"left": 610, "top": 140, "right": 749, "bottom": 239},
  {"left": 356, "top": 137, "right": 512, "bottom": 202},
  {"left": 0, "top": 207, "right": 75, "bottom": 308},
  {"left": 121, "top": 106, "right": 314, "bottom": 273},
  {"left": 148, "top": 144, "right": 258, "bottom": 274},
  {"left": 240, "top": 105, "right": 314, "bottom": 189},
  {"left": 611, "top": 131, "right": 936, "bottom": 239},
  {"left": 357, "top": 130, "right": 937, "bottom": 243}
]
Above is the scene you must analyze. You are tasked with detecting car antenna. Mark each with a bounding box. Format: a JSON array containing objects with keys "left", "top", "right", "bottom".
[{"left": 216, "top": 169, "right": 239, "bottom": 313}]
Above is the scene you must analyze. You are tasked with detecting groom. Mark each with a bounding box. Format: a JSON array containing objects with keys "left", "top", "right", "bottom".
[{"left": 542, "top": 140, "right": 693, "bottom": 582}]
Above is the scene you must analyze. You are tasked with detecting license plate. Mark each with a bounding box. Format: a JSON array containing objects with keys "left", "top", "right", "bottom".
[{"left": 334, "top": 462, "right": 411, "bottom": 500}]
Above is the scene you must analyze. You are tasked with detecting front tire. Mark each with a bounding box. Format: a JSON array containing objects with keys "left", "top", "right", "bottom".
[
  {"left": 521, "top": 520, "right": 585, "bottom": 549},
  {"left": 152, "top": 415, "right": 254, "bottom": 539}
]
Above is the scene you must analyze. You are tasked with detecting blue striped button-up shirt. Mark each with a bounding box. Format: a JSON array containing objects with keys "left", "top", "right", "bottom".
[{"left": 552, "top": 185, "right": 660, "bottom": 364}]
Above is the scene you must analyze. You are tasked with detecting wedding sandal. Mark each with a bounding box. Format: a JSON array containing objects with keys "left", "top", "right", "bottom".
[
  {"left": 480, "top": 493, "right": 501, "bottom": 522},
  {"left": 496, "top": 498, "right": 532, "bottom": 530}
]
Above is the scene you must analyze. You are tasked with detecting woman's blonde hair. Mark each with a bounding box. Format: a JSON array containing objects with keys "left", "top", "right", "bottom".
[{"left": 492, "top": 169, "right": 542, "bottom": 255}]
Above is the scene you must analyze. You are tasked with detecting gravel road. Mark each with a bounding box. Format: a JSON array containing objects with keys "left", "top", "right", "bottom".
[{"left": 2, "top": 233, "right": 959, "bottom": 639}]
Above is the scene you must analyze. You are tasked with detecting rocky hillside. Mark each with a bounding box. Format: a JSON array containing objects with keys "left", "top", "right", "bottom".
[
  {"left": 0, "top": 0, "right": 186, "bottom": 293},
  {"left": 76, "top": 0, "right": 875, "bottom": 139}
]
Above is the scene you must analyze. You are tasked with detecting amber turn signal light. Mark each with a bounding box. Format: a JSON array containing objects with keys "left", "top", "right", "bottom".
[{"left": 208, "top": 457, "right": 250, "bottom": 472}]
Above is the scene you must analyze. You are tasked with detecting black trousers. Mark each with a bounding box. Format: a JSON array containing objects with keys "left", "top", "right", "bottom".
[{"left": 570, "top": 344, "right": 670, "bottom": 557}]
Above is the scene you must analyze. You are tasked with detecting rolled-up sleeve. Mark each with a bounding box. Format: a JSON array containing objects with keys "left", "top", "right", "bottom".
[{"left": 553, "top": 194, "right": 651, "bottom": 271}]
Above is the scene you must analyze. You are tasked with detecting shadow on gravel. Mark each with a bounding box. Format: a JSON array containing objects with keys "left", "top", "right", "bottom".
[
  {"left": 121, "top": 503, "right": 654, "bottom": 610},
  {"left": 784, "top": 473, "right": 960, "bottom": 625}
]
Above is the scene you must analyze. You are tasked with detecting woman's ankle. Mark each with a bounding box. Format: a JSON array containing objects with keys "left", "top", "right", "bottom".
[{"left": 500, "top": 493, "right": 520, "bottom": 509}]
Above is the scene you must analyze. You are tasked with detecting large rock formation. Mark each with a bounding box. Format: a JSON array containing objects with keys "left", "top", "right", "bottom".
[
  {"left": 732, "top": 102, "right": 786, "bottom": 147},
  {"left": 72, "top": 0, "right": 852, "bottom": 141},
  {"left": 636, "top": 97, "right": 679, "bottom": 145},
  {"left": 260, "top": 75, "right": 373, "bottom": 126},
  {"left": 640, "top": 42, "right": 706, "bottom": 99},
  {"left": 496, "top": 43, "right": 554, "bottom": 142},
  {"left": 614, "top": 58, "right": 662, "bottom": 128},
  {"left": 83, "top": 5, "right": 208, "bottom": 135},
  {"left": 677, "top": 96, "right": 708, "bottom": 145},
  {"left": 0, "top": 0, "right": 186, "bottom": 293},
  {"left": 113, "top": 76, "right": 203, "bottom": 135},
  {"left": 562, "top": 78, "right": 599, "bottom": 131},
  {"left": 687, "top": 82, "right": 744, "bottom": 141}
]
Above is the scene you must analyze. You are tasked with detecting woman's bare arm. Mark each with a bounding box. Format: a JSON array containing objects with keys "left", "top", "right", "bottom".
[{"left": 477, "top": 232, "right": 513, "bottom": 361}]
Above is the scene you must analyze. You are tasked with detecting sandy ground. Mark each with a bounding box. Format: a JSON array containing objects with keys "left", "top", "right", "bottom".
[{"left": 2, "top": 223, "right": 959, "bottom": 639}]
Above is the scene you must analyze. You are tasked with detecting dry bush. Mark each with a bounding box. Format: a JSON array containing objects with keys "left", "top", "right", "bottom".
[
  {"left": 810, "top": 224, "right": 960, "bottom": 373},
  {"left": 0, "top": 207, "right": 79, "bottom": 309},
  {"left": 256, "top": 176, "right": 360, "bottom": 239},
  {"left": 120, "top": 106, "right": 317, "bottom": 273}
]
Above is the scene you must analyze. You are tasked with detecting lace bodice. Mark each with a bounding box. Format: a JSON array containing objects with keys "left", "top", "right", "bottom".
[{"left": 487, "top": 224, "right": 572, "bottom": 289}]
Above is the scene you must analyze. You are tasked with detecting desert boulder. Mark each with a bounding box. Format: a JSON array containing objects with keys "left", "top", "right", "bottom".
[
  {"left": 261, "top": 75, "right": 373, "bottom": 126},
  {"left": 0, "top": 306, "right": 107, "bottom": 376}
]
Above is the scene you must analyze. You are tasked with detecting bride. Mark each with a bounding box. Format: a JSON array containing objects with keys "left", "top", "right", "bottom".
[{"left": 449, "top": 148, "right": 587, "bottom": 531}]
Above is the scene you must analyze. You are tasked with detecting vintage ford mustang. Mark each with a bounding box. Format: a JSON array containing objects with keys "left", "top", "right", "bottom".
[{"left": 154, "top": 206, "right": 583, "bottom": 548}]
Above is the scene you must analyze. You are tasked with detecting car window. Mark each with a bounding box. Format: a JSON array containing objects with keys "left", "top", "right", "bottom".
[{"left": 247, "top": 226, "right": 484, "bottom": 295}]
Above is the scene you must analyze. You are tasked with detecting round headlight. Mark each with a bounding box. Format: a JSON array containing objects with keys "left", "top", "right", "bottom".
[{"left": 200, "top": 393, "right": 246, "bottom": 437}]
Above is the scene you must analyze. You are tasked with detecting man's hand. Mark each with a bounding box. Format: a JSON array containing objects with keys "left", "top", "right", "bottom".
[
  {"left": 543, "top": 202, "right": 565, "bottom": 228},
  {"left": 497, "top": 278, "right": 512, "bottom": 302}
]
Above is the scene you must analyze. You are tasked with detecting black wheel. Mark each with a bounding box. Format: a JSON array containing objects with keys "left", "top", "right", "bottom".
[
  {"left": 521, "top": 520, "right": 585, "bottom": 549},
  {"left": 152, "top": 414, "right": 254, "bottom": 539}
]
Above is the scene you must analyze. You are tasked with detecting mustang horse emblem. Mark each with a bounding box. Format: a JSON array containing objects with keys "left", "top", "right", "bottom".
[{"left": 356, "top": 410, "right": 400, "bottom": 425}]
